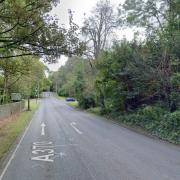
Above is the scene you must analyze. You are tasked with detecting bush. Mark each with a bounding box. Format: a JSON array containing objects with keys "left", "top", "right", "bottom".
[
  {"left": 137, "top": 106, "right": 165, "bottom": 130},
  {"left": 58, "top": 88, "right": 69, "bottom": 97},
  {"left": 158, "top": 111, "right": 180, "bottom": 143},
  {"left": 79, "top": 95, "right": 96, "bottom": 109},
  {"left": 118, "top": 106, "right": 180, "bottom": 144},
  {"left": 87, "top": 107, "right": 101, "bottom": 115},
  {"left": 121, "top": 106, "right": 165, "bottom": 128}
]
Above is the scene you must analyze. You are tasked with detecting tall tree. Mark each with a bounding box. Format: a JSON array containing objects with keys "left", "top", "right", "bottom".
[
  {"left": 0, "top": 56, "right": 31, "bottom": 103},
  {"left": 82, "top": 0, "right": 117, "bottom": 60},
  {"left": 13, "top": 58, "right": 46, "bottom": 109},
  {"left": 0, "top": 0, "right": 83, "bottom": 62},
  {"left": 118, "top": 0, "right": 180, "bottom": 110}
]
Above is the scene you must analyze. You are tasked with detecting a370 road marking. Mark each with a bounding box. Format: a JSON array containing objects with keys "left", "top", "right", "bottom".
[{"left": 31, "top": 142, "right": 54, "bottom": 162}]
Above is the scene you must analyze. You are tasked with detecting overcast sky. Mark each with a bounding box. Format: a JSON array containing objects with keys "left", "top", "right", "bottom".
[{"left": 46, "top": 0, "right": 132, "bottom": 71}]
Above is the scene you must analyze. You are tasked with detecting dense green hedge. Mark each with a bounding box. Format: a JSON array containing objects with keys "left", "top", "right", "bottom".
[
  {"left": 79, "top": 95, "right": 96, "bottom": 109},
  {"left": 117, "top": 106, "right": 180, "bottom": 144}
]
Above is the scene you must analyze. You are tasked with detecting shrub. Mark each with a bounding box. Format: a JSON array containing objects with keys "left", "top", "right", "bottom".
[
  {"left": 121, "top": 106, "right": 165, "bottom": 129},
  {"left": 87, "top": 107, "right": 101, "bottom": 115},
  {"left": 159, "top": 111, "right": 180, "bottom": 143},
  {"left": 79, "top": 95, "right": 96, "bottom": 109},
  {"left": 118, "top": 106, "right": 180, "bottom": 144},
  {"left": 58, "top": 88, "right": 68, "bottom": 97}
]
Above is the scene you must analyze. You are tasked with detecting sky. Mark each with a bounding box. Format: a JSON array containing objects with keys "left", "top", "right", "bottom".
[{"left": 46, "top": 0, "right": 133, "bottom": 71}]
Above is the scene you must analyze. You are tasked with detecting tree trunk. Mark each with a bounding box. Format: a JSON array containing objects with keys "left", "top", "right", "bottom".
[
  {"left": 2, "top": 73, "right": 8, "bottom": 104},
  {"left": 27, "top": 97, "right": 31, "bottom": 111}
]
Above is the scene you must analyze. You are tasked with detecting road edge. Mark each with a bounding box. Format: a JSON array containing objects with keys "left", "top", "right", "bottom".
[
  {"left": 62, "top": 98, "right": 180, "bottom": 148},
  {"left": 0, "top": 104, "right": 40, "bottom": 180}
]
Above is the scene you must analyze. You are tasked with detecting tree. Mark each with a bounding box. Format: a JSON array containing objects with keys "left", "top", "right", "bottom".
[
  {"left": 95, "top": 41, "right": 138, "bottom": 112},
  {"left": 82, "top": 0, "right": 117, "bottom": 60},
  {"left": 14, "top": 58, "right": 46, "bottom": 110},
  {"left": 49, "top": 56, "right": 96, "bottom": 108},
  {"left": 0, "top": 0, "right": 83, "bottom": 62},
  {"left": 0, "top": 56, "right": 31, "bottom": 103},
  {"left": 74, "top": 71, "right": 85, "bottom": 101},
  {"left": 118, "top": 0, "right": 180, "bottom": 110}
]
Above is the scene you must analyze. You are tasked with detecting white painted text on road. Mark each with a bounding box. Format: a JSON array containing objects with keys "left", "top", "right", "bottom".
[{"left": 31, "top": 141, "right": 54, "bottom": 162}]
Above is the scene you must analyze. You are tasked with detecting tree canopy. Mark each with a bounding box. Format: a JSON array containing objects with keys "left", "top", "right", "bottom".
[
  {"left": 0, "top": 0, "right": 83, "bottom": 62},
  {"left": 82, "top": 0, "right": 117, "bottom": 60}
]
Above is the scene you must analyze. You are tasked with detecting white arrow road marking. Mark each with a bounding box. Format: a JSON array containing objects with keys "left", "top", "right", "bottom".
[
  {"left": 41, "top": 122, "right": 46, "bottom": 136},
  {"left": 70, "top": 122, "right": 83, "bottom": 135}
]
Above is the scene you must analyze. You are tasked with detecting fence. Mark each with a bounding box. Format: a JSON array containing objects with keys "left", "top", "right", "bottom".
[{"left": 0, "top": 100, "right": 25, "bottom": 120}]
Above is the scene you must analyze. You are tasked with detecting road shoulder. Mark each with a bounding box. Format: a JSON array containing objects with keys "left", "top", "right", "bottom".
[{"left": 0, "top": 100, "right": 40, "bottom": 177}]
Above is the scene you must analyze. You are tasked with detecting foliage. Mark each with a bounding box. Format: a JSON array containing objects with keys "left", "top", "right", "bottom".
[
  {"left": 0, "top": 99, "right": 39, "bottom": 160},
  {"left": 0, "top": 56, "right": 32, "bottom": 103},
  {"left": 95, "top": 34, "right": 179, "bottom": 112},
  {"left": 74, "top": 71, "right": 85, "bottom": 101},
  {"left": 68, "top": 101, "right": 79, "bottom": 108},
  {"left": 0, "top": 0, "right": 85, "bottom": 104},
  {"left": 78, "top": 95, "right": 96, "bottom": 109},
  {"left": 118, "top": 0, "right": 180, "bottom": 111},
  {"left": 14, "top": 58, "right": 47, "bottom": 98},
  {"left": 82, "top": 0, "right": 117, "bottom": 59},
  {"left": 0, "top": 56, "right": 49, "bottom": 103},
  {"left": 50, "top": 56, "right": 96, "bottom": 106},
  {"left": 50, "top": 0, "right": 180, "bottom": 143},
  {"left": 0, "top": 0, "right": 83, "bottom": 61},
  {"left": 119, "top": 106, "right": 180, "bottom": 144},
  {"left": 87, "top": 107, "right": 101, "bottom": 115}
]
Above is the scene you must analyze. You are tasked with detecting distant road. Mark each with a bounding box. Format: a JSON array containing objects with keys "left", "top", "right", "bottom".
[{"left": 1, "top": 97, "right": 180, "bottom": 180}]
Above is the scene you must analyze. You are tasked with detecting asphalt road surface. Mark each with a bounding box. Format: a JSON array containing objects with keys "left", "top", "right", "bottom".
[{"left": 0, "top": 96, "right": 180, "bottom": 180}]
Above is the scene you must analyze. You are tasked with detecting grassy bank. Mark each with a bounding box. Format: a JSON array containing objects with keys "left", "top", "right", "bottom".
[
  {"left": 0, "top": 99, "right": 39, "bottom": 160},
  {"left": 68, "top": 101, "right": 79, "bottom": 108},
  {"left": 58, "top": 96, "right": 66, "bottom": 100}
]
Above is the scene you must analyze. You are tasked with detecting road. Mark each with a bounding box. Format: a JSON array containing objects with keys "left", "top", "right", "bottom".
[{"left": 0, "top": 97, "right": 180, "bottom": 180}]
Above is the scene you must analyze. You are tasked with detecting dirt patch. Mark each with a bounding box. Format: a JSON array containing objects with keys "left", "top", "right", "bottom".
[{"left": 0, "top": 113, "right": 20, "bottom": 129}]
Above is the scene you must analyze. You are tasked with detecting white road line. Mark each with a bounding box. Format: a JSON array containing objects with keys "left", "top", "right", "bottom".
[
  {"left": 70, "top": 122, "right": 83, "bottom": 135},
  {"left": 0, "top": 112, "right": 36, "bottom": 180},
  {"left": 40, "top": 122, "right": 46, "bottom": 136}
]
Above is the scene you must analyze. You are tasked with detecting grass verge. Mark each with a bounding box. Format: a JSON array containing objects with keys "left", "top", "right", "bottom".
[
  {"left": 0, "top": 99, "right": 39, "bottom": 160},
  {"left": 86, "top": 107, "right": 101, "bottom": 115},
  {"left": 58, "top": 96, "right": 66, "bottom": 100},
  {"left": 68, "top": 101, "right": 79, "bottom": 108}
]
